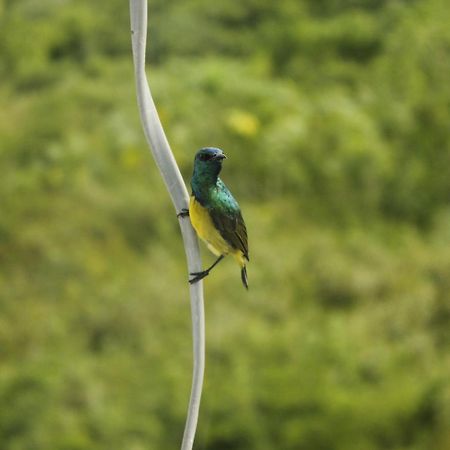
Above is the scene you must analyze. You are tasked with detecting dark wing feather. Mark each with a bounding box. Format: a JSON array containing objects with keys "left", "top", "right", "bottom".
[{"left": 209, "top": 207, "right": 249, "bottom": 261}]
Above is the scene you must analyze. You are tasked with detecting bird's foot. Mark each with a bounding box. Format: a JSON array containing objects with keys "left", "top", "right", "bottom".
[
  {"left": 189, "top": 270, "right": 209, "bottom": 284},
  {"left": 177, "top": 208, "right": 189, "bottom": 218}
]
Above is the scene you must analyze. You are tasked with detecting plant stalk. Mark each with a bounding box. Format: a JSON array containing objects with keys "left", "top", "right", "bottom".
[{"left": 129, "top": 2, "right": 205, "bottom": 449}]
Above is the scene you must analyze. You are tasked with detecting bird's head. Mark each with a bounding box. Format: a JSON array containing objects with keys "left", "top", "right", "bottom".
[
  {"left": 195, "top": 147, "right": 226, "bottom": 164},
  {"left": 193, "top": 147, "right": 227, "bottom": 176}
]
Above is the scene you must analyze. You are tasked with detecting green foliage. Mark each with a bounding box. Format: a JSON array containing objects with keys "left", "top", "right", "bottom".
[{"left": 0, "top": 0, "right": 449, "bottom": 449}]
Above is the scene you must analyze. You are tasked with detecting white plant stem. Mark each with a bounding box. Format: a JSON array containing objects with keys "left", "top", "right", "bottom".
[{"left": 129, "top": 1, "right": 205, "bottom": 449}]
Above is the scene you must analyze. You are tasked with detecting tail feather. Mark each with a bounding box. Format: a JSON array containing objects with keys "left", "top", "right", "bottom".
[{"left": 241, "top": 265, "right": 248, "bottom": 290}]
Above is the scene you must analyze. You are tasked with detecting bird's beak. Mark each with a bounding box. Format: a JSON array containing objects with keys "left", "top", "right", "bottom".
[{"left": 214, "top": 153, "right": 227, "bottom": 160}]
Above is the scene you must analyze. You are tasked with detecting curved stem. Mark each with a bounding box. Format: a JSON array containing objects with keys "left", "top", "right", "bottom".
[{"left": 129, "top": 2, "right": 205, "bottom": 449}]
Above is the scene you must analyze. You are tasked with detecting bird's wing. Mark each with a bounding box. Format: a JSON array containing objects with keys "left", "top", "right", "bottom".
[{"left": 209, "top": 206, "right": 249, "bottom": 261}]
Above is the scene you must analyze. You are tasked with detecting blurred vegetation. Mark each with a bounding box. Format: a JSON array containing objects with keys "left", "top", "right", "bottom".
[{"left": 1, "top": 0, "right": 450, "bottom": 449}]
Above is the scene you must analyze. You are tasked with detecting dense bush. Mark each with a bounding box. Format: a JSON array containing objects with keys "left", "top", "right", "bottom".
[{"left": 0, "top": 0, "right": 449, "bottom": 449}]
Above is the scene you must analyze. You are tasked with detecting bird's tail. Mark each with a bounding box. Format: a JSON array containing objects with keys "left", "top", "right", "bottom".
[{"left": 241, "top": 265, "right": 248, "bottom": 290}]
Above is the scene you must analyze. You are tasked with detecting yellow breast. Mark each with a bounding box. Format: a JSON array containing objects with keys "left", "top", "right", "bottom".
[{"left": 189, "top": 196, "right": 232, "bottom": 257}]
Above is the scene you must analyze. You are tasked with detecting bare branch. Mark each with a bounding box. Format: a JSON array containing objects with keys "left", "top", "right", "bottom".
[{"left": 129, "top": 1, "right": 205, "bottom": 449}]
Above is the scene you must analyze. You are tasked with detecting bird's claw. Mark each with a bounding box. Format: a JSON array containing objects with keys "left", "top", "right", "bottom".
[
  {"left": 177, "top": 208, "right": 189, "bottom": 218},
  {"left": 189, "top": 270, "right": 209, "bottom": 284}
]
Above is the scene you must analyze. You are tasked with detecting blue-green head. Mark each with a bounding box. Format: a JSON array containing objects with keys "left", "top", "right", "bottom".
[{"left": 191, "top": 147, "right": 227, "bottom": 193}]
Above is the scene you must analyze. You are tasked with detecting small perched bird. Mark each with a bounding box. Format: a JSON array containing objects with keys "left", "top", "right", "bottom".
[{"left": 179, "top": 147, "right": 249, "bottom": 289}]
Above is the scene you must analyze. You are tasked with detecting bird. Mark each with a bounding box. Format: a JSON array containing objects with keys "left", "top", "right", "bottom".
[{"left": 178, "top": 147, "right": 249, "bottom": 289}]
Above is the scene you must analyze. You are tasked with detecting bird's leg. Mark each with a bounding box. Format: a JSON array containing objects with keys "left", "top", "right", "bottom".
[
  {"left": 189, "top": 255, "right": 225, "bottom": 284},
  {"left": 177, "top": 208, "right": 189, "bottom": 218}
]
